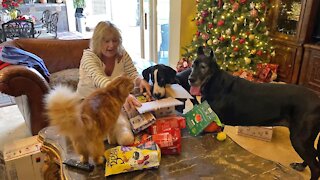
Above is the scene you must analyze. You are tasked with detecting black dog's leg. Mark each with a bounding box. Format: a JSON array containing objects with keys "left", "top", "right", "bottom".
[
  {"left": 289, "top": 161, "right": 307, "bottom": 171},
  {"left": 289, "top": 125, "right": 320, "bottom": 180}
]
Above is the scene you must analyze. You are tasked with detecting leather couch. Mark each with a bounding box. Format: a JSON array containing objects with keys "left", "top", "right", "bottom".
[{"left": 0, "top": 38, "right": 90, "bottom": 135}]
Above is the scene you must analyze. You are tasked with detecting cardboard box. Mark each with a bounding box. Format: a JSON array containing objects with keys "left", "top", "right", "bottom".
[
  {"left": 4, "top": 136, "right": 45, "bottom": 180},
  {"left": 237, "top": 126, "right": 273, "bottom": 141}
]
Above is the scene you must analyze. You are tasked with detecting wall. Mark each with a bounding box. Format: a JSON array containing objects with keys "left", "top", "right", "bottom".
[
  {"left": 180, "top": 0, "right": 196, "bottom": 58},
  {"left": 169, "top": 0, "right": 196, "bottom": 68}
]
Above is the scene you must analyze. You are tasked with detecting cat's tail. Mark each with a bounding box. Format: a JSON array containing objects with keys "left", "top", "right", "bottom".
[{"left": 44, "top": 85, "right": 83, "bottom": 137}]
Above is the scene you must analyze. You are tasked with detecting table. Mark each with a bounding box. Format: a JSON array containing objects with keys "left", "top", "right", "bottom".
[{"left": 38, "top": 126, "right": 302, "bottom": 179}]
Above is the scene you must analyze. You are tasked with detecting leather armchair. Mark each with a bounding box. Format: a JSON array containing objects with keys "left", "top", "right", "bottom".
[{"left": 0, "top": 38, "right": 90, "bottom": 135}]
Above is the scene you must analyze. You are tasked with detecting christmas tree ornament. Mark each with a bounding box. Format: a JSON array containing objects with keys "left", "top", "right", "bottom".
[
  {"left": 244, "top": 57, "right": 251, "bottom": 64},
  {"left": 202, "top": 33, "right": 209, "bottom": 40},
  {"left": 250, "top": 9, "right": 258, "bottom": 18},
  {"left": 256, "top": 50, "right": 263, "bottom": 56},
  {"left": 249, "top": 34, "right": 255, "bottom": 40},
  {"left": 271, "top": 51, "right": 276, "bottom": 57},
  {"left": 217, "top": 20, "right": 224, "bottom": 26},
  {"left": 250, "top": 49, "right": 257, "bottom": 54},
  {"left": 250, "top": 2, "right": 255, "bottom": 9},
  {"left": 249, "top": 22, "right": 254, "bottom": 29},
  {"left": 231, "top": 35, "right": 236, "bottom": 41},
  {"left": 239, "top": 38, "right": 245, "bottom": 44},
  {"left": 230, "top": 53, "right": 235, "bottom": 58},
  {"left": 207, "top": 39, "right": 213, "bottom": 45},
  {"left": 208, "top": 22, "right": 214, "bottom": 29},
  {"left": 233, "top": 24, "right": 238, "bottom": 32},
  {"left": 226, "top": 28, "right": 231, "bottom": 35},
  {"left": 233, "top": 47, "right": 239, "bottom": 51},
  {"left": 240, "top": 0, "right": 247, "bottom": 4},
  {"left": 213, "top": 39, "right": 219, "bottom": 45},
  {"left": 232, "top": 2, "right": 239, "bottom": 11}
]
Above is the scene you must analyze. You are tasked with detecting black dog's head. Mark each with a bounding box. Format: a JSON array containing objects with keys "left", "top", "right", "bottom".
[
  {"left": 142, "top": 64, "right": 177, "bottom": 99},
  {"left": 188, "top": 46, "right": 219, "bottom": 88}
]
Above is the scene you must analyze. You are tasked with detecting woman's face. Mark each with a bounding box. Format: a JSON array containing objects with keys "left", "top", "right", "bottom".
[{"left": 101, "top": 35, "right": 119, "bottom": 59}]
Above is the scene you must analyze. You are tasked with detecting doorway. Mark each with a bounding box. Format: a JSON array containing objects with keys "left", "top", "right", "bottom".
[{"left": 84, "top": 0, "right": 170, "bottom": 64}]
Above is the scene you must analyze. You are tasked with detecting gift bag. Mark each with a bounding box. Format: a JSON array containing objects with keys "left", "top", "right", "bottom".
[{"left": 184, "top": 101, "right": 223, "bottom": 136}]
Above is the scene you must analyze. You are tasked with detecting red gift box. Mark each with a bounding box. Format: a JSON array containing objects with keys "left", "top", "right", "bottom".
[{"left": 148, "top": 116, "right": 186, "bottom": 134}]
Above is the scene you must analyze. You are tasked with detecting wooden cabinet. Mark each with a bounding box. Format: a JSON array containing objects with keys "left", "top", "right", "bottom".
[
  {"left": 268, "top": 0, "right": 319, "bottom": 83},
  {"left": 299, "top": 44, "right": 320, "bottom": 95},
  {"left": 270, "top": 39, "right": 303, "bottom": 83}
]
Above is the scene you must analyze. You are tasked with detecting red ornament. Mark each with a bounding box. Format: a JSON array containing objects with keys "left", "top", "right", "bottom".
[
  {"left": 199, "top": 18, "right": 205, "bottom": 24},
  {"left": 232, "top": 2, "right": 239, "bottom": 11},
  {"left": 196, "top": 20, "right": 200, "bottom": 26},
  {"left": 240, "top": 0, "right": 246, "bottom": 4},
  {"left": 231, "top": 35, "right": 236, "bottom": 41},
  {"left": 239, "top": 38, "right": 245, "bottom": 44},
  {"left": 256, "top": 50, "right": 263, "bottom": 56},
  {"left": 233, "top": 47, "right": 239, "bottom": 51},
  {"left": 219, "top": 36, "right": 225, "bottom": 41},
  {"left": 250, "top": 9, "right": 258, "bottom": 17},
  {"left": 261, "top": 2, "right": 266, "bottom": 9},
  {"left": 196, "top": 31, "right": 200, "bottom": 37},
  {"left": 217, "top": 20, "right": 224, "bottom": 26},
  {"left": 208, "top": 22, "right": 214, "bottom": 29},
  {"left": 229, "top": 0, "right": 235, "bottom": 4},
  {"left": 201, "top": 10, "right": 209, "bottom": 18},
  {"left": 202, "top": 33, "right": 209, "bottom": 40}
]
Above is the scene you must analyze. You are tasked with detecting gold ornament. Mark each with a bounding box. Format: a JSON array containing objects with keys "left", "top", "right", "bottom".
[
  {"left": 212, "top": 39, "right": 219, "bottom": 45},
  {"left": 249, "top": 34, "right": 255, "bottom": 40},
  {"left": 233, "top": 24, "right": 238, "bottom": 32},
  {"left": 207, "top": 39, "right": 213, "bottom": 46},
  {"left": 230, "top": 53, "right": 235, "bottom": 58},
  {"left": 244, "top": 57, "right": 251, "bottom": 64},
  {"left": 251, "top": 49, "right": 257, "bottom": 54}
]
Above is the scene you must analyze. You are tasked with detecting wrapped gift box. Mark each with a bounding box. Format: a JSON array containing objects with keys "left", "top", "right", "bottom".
[
  {"left": 4, "top": 136, "right": 45, "bottom": 180},
  {"left": 237, "top": 126, "right": 273, "bottom": 141}
]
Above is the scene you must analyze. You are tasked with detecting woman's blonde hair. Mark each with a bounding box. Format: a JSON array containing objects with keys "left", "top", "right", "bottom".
[{"left": 90, "top": 21, "right": 124, "bottom": 58}]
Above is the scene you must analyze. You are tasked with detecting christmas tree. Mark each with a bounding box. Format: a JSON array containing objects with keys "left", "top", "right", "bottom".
[{"left": 182, "top": 0, "right": 275, "bottom": 72}]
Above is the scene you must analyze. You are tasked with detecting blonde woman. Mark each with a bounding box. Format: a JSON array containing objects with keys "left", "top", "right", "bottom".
[{"left": 77, "top": 21, "right": 151, "bottom": 145}]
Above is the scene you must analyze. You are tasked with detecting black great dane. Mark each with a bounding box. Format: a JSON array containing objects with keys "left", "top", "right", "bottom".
[{"left": 188, "top": 47, "right": 320, "bottom": 180}]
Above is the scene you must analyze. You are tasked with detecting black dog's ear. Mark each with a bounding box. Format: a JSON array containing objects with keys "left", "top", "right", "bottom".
[
  {"left": 197, "top": 46, "right": 204, "bottom": 55},
  {"left": 142, "top": 66, "right": 152, "bottom": 82},
  {"left": 165, "top": 66, "right": 177, "bottom": 83}
]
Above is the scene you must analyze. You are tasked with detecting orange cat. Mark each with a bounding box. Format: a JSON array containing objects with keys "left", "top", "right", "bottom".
[{"left": 44, "top": 75, "right": 134, "bottom": 164}]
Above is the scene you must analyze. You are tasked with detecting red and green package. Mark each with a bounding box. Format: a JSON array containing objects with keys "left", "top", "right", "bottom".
[{"left": 184, "top": 101, "right": 223, "bottom": 136}]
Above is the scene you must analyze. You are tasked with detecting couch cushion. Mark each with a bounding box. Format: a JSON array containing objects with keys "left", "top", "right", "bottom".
[{"left": 49, "top": 68, "right": 79, "bottom": 90}]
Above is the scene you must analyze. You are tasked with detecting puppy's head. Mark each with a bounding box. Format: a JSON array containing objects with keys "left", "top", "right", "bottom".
[
  {"left": 142, "top": 64, "right": 177, "bottom": 99},
  {"left": 188, "top": 46, "right": 219, "bottom": 88}
]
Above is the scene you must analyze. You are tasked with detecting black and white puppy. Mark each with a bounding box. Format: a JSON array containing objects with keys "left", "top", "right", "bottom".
[{"left": 142, "top": 64, "right": 198, "bottom": 112}]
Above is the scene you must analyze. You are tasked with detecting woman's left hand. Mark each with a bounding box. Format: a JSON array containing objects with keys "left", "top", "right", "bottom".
[
  {"left": 125, "top": 94, "right": 142, "bottom": 110},
  {"left": 139, "top": 79, "right": 151, "bottom": 96}
]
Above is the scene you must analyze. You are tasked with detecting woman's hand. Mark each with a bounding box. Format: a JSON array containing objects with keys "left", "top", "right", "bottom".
[
  {"left": 125, "top": 94, "right": 142, "bottom": 111},
  {"left": 139, "top": 79, "right": 151, "bottom": 96}
]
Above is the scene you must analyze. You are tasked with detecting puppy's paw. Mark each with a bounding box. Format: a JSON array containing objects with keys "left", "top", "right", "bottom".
[{"left": 117, "top": 131, "right": 134, "bottom": 146}]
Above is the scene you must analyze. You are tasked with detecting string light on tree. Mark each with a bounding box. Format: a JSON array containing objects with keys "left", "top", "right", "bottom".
[{"left": 182, "top": 0, "right": 275, "bottom": 72}]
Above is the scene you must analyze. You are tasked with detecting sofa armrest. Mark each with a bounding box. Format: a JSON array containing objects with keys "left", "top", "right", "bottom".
[{"left": 0, "top": 65, "right": 50, "bottom": 135}]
